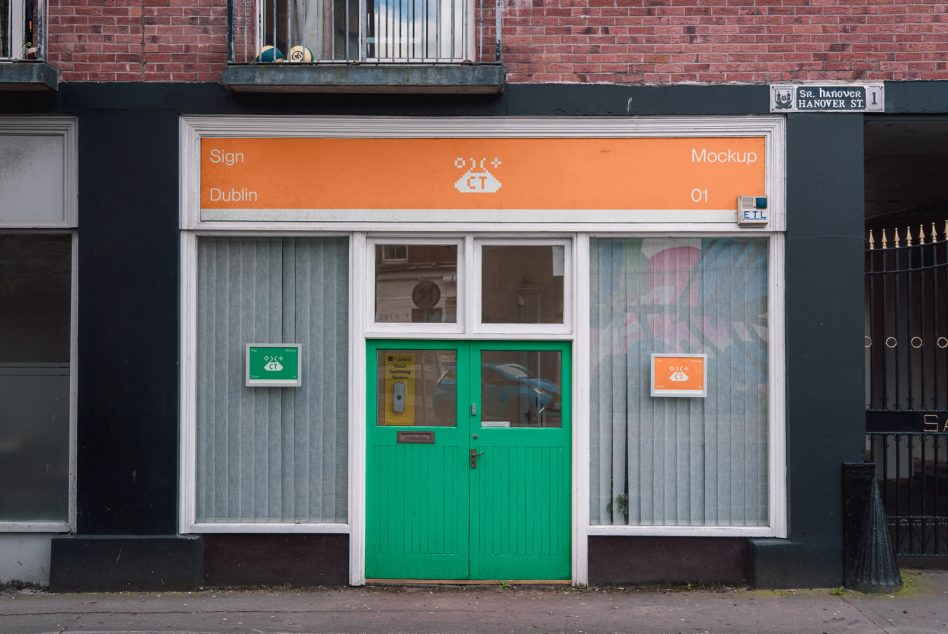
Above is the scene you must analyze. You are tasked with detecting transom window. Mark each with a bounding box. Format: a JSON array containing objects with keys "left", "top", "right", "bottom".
[{"left": 367, "top": 237, "right": 571, "bottom": 335}]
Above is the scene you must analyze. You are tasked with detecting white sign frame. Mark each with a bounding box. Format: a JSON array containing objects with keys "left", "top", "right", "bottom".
[
  {"left": 245, "top": 343, "right": 303, "bottom": 387},
  {"left": 650, "top": 352, "right": 708, "bottom": 398}
]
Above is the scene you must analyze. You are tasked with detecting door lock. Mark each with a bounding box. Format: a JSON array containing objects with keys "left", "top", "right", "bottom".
[
  {"left": 470, "top": 448, "right": 485, "bottom": 469},
  {"left": 471, "top": 403, "right": 477, "bottom": 416}
]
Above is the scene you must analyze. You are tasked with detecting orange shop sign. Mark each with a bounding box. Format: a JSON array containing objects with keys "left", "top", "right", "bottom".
[
  {"left": 200, "top": 136, "right": 766, "bottom": 214},
  {"left": 651, "top": 353, "right": 707, "bottom": 398}
]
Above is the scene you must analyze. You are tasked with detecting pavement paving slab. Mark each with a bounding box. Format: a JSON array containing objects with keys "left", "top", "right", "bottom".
[{"left": 1, "top": 570, "right": 947, "bottom": 634}]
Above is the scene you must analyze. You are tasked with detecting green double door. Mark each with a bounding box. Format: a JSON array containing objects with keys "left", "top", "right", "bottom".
[{"left": 366, "top": 340, "right": 571, "bottom": 581}]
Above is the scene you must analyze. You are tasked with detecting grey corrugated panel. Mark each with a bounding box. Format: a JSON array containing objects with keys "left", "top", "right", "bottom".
[
  {"left": 196, "top": 237, "right": 348, "bottom": 524},
  {"left": 589, "top": 238, "right": 769, "bottom": 527}
]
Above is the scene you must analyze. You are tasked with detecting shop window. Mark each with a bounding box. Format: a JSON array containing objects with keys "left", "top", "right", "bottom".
[
  {"left": 194, "top": 237, "right": 348, "bottom": 524},
  {"left": 479, "top": 243, "right": 567, "bottom": 328},
  {"left": 373, "top": 242, "right": 459, "bottom": 325},
  {"left": 589, "top": 238, "right": 769, "bottom": 527},
  {"left": 0, "top": 234, "right": 71, "bottom": 523}
]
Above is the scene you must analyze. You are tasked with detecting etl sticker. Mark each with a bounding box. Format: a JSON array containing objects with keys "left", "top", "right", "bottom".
[
  {"left": 651, "top": 353, "right": 707, "bottom": 398},
  {"left": 246, "top": 344, "right": 302, "bottom": 387}
]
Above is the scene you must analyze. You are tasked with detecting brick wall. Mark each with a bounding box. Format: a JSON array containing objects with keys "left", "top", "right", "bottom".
[
  {"left": 47, "top": 0, "right": 227, "bottom": 81},
  {"left": 504, "top": 0, "right": 948, "bottom": 83},
  {"left": 46, "top": 0, "right": 947, "bottom": 83}
]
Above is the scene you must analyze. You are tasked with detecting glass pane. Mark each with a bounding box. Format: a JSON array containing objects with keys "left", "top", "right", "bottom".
[
  {"left": 377, "top": 349, "right": 456, "bottom": 426},
  {"left": 480, "top": 350, "right": 562, "bottom": 428},
  {"left": 366, "top": 0, "right": 466, "bottom": 61},
  {"left": 263, "top": 0, "right": 359, "bottom": 62},
  {"left": 481, "top": 245, "right": 564, "bottom": 324},
  {"left": 375, "top": 244, "right": 457, "bottom": 323},
  {"left": 0, "top": 235, "right": 71, "bottom": 363},
  {"left": 0, "top": 0, "right": 8, "bottom": 58},
  {"left": 589, "top": 238, "right": 769, "bottom": 527},
  {"left": 0, "top": 234, "right": 72, "bottom": 522}
]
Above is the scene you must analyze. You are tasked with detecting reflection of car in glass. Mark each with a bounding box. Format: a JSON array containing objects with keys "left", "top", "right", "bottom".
[{"left": 434, "top": 363, "right": 560, "bottom": 425}]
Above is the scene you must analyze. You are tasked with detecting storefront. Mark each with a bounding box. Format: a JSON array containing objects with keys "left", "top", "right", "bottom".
[
  {"left": 178, "top": 116, "right": 786, "bottom": 584},
  {"left": 0, "top": 118, "right": 77, "bottom": 583}
]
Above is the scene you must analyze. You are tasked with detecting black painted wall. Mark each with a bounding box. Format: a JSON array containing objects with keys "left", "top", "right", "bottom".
[
  {"left": 76, "top": 109, "right": 181, "bottom": 533},
  {"left": 3, "top": 80, "right": 944, "bottom": 587},
  {"left": 780, "top": 113, "right": 866, "bottom": 585}
]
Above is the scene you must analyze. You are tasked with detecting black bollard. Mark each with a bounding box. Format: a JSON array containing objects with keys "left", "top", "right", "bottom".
[{"left": 847, "top": 475, "right": 903, "bottom": 593}]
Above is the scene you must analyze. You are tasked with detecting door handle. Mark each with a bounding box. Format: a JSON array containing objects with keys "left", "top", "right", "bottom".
[{"left": 470, "top": 448, "right": 485, "bottom": 469}]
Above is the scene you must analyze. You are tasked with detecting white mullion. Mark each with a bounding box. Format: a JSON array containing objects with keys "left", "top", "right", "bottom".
[
  {"left": 464, "top": 235, "right": 476, "bottom": 335},
  {"left": 67, "top": 233, "right": 78, "bottom": 532},
  {"left": 179, "top": 232, "right": 199, "bottom": 533},
  {"left": 572, "top": 232, "right": 590, "bottom": 586},
  {"left": 349, "top": 232, "right": 368, "bottom": 585},
  {"left": 769, "top": 233, "right": 788, "bottom": 537}
]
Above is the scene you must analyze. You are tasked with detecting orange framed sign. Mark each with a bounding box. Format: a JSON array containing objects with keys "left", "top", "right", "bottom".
[
  {"left": 199, "top": 136, "right": 765, "bottom": 215},
  {"left": 650, "top": 353, "right": 707, "bottom": 398}
]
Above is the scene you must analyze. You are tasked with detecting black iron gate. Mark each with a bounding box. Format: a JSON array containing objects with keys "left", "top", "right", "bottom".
[{"left": 865, "top": 221, "right": 948, "bottom": 555}]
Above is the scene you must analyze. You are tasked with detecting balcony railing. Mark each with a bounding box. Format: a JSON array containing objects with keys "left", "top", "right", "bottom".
[
  {"left": 1, "top": 0, "right": 44, "bottom": 61},
  {"left": 227, "top": 0, "right": 501, "bottom": 64}
]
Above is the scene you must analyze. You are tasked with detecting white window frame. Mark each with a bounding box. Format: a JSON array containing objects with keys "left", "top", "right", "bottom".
[
  {"left": 584, "top": 231, "right": 786, "bottom": 539},
  {"left": 0, "top": 118, "right": 77, "bottom": 228},
  {"left": 473, "top": 238, "right": 572, "bottom": 336},
  {"left": 179, "top": 116, "right": 787, "bottom": 587},
  {"left": 0, "top": 117, "right": 78, "bottom": 533},
  {"left": 365, "top": 236, "right": 465, "bottom": 336}
]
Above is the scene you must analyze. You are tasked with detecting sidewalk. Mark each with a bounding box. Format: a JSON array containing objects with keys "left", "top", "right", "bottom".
[{"left": 2, "top": 570, "right": 947, "bottom": 634}]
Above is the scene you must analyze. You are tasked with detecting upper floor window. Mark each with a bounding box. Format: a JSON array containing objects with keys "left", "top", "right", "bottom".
[
  {"left": 238, "top": 0, "right": 474, "bottom": 63},
  {"left": 1, "top": 0, "right": 42, "bottom": 60}
]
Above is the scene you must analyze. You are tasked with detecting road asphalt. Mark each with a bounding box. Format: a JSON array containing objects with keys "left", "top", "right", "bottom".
[{"left": 2, "top": 569, "right": 948, "bottom": 633}]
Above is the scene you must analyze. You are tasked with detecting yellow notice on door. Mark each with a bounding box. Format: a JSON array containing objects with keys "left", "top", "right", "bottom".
[{"left": 383, "top": 352, "right": 416, "bottom": 425}]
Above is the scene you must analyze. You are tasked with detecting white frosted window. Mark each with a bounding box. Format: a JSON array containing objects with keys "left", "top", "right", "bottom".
[
  {"left": 195, "top": 237, "right": 349, "bottom": 524},
  {"left": 590, "top": 238, "right": 769, "bottom": 527},
  {"left": 0, "top": 135, "right": 67, "bottom": 225}
]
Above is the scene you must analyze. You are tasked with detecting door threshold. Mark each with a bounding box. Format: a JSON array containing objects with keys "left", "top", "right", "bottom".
[{"left": 365, "top": 579, "right": 572, "bottom": 586}]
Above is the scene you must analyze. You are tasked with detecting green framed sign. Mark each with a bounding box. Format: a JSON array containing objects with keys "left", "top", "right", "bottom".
[{"left": 245, "top": 343, "right": 302, "bottom": 387}]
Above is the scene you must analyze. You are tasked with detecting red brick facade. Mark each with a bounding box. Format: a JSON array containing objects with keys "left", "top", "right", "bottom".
[
  {"left": 47, "top": 0, "right": 228, "bottom": 81},
  {"left": 46, "top": 0, "right": 948, "bottom": 83}
]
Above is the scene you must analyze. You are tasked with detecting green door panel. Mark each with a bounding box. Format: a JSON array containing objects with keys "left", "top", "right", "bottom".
[
  {"left": 366, "top": 340, "right": 571, "bottom": 581},
  {"left": 366, "top": 341, "right": 469, "bottom": 580},
  {"left": 469, "top": 342, "right": 572, "bottom": 580}
]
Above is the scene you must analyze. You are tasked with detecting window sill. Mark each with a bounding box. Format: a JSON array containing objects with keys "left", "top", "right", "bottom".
[
  {"left": 588, "top": 525, "right": 778, "bottom": 538},
  {"left": 0, "top": 521, "right": 70, "bottom": 532},
  {"left": 222, "top": 62, "right": 504, "bottom": 95},
  {"left": 185, "top": 522, "right": 350, "bottom": 534},
  {"left": 0, "top": 61, "right": 58, "bottom": 91}
]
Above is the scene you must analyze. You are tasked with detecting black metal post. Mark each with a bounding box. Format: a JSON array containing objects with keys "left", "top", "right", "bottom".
[{"left": 843, "top": 462, "right": 903, "bottom": 592}]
